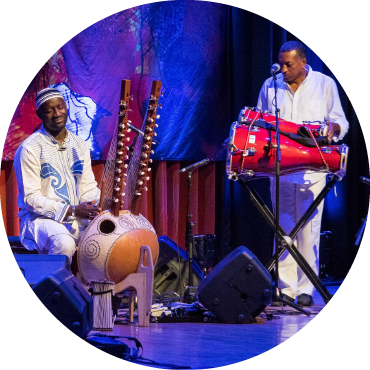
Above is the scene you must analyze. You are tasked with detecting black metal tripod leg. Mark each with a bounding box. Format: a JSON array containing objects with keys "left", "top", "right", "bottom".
[
  {"left": 266, "top": 176, "right": 339, "bottom": 271},
  {"left": 266, "top": 247, "right": 284, "bottom": 272},
  {"left": 282, "top": 177, "right": 338, "bottom": 304},
  {"left": 289, "top": 176, "right": 338, "bottom": 241},
  {"left": 279, "top": 238, "right": 332, "bottom": 304},
  {"left": 239, "top": 180, "right": 289, "bottom": 272},
  {"left": 240, "top": 180, "right": 287, "bottom": 236},
  {"left": 239, "top": 178, "right": 333, "bottom": 304}
]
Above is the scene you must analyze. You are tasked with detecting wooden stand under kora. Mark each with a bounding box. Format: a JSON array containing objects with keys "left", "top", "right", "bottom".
[{"left": 77, "top": 80, "right": 162, "bottom": 327}]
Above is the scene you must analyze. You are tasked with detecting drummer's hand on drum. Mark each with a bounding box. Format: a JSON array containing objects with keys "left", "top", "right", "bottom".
[
  {"left": 75, "top": 200, "right": 101, "bottom": 220},
  {"left": 326, "top": 121, "right": 341, "bottom": 144}
]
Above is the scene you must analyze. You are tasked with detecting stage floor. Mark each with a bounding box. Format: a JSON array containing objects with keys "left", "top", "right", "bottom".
[{"left": 86, "top": 281, "right": 342, "bottom": 369}]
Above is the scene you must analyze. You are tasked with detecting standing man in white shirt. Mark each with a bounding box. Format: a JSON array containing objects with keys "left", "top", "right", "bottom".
[
  {"left": 257, "top": 41, "right": 349, "bottom": 306},
  {"left": 14, "top": 87, "right": 101, "bottom": 264}
]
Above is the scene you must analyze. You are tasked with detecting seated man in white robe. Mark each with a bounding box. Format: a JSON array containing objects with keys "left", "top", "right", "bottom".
[{"left": 14, "top": 87, "right": 101, "bottom": 264}]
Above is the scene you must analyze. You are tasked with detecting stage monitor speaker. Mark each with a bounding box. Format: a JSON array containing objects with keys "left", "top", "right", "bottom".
[
  {"left": 32, "top": 267, "right": 93, "bottom": 339},
  {"left": 154, "top": 235, "right": 203, "bottom": 296},
  {"left": 15, "top": 254, "right": 70, "bottom": 286},
  {"left": 198, "top": 246, "right": 272, "bottom": 324}
]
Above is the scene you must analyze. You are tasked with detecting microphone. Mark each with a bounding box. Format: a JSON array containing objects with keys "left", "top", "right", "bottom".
[
  {"left": 178, "top": 158, "right": 210, "bottom": 173},
  {"left": 271, "top": 63, "right": 280, "bottom": 75},
  {"left": 360, "top": 176, "right": 370, "bottom": 186}
]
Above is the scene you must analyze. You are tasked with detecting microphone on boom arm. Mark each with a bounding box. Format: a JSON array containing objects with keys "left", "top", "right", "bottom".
[{"left": 178, "top": 158, "right": 210, "bottom": 173}]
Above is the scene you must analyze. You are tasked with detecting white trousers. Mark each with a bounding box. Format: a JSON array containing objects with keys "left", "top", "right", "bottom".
[
  {"left": 270, "top": 176, "right": 326, "bottom": 298},
  {"left": 25, "top": 218, "right": 84, "bottom": 265}
]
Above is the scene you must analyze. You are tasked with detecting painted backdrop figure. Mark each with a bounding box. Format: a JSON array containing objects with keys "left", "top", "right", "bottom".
[
  {"left": 257, "top": 41, "right": 349, "bottom": 306},
  {"left": 14, "top": 88, "right": 101, "bottom": 263}
]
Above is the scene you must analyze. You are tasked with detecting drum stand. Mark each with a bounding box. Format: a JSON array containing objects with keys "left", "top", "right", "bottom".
[{"left": 238, "top": 176, "right": 338, "bottom": 306}]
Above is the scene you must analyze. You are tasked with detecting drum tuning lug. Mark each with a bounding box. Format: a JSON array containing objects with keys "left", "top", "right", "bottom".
[
  {"left": 146, "top": 176, "right": 150, "bottom": 181},
  {"left": 228, "top": 173, "right": 239, "bottom": 181},
  {"left": 243, "top": 148, "right": 257, "bottom": 156},
  {"left": 127, "top": 128, "right": 131, "bottom": 133},
  {"left": 147, "top": 168, "right": 152, "bottom": 172},
  {"left": 151, "top": 150, "right": 155, "bottom": 154},
  {"left": 126, "top": 137, "right": 130, "bottom": 142},
  {"left": 320, "top": 147, "right": 332, "bottom": 154},
  {"left": 144, "top": 187, "right": 148, "bottom": 191}
]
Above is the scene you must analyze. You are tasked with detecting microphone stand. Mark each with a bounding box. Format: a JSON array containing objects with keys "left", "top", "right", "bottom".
[
  {"left": 270, "top": 72, "right": 310, "bottom": 314},
  {"left": 178, "top": 159, "right": 210, "bottom": 303},
  {"left": 183, "top": 168, "right": 197, "bottom": 303},
  {"left": 271, "top": 70, "right": 282, "bottom": 305},
  {"left": 186, "top": 170, "right": 196, "bottom": 287}
]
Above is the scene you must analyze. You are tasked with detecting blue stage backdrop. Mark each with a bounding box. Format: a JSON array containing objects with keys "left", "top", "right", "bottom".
[{"left": 5, "top": 0, "right": 232, "bottom": 161}]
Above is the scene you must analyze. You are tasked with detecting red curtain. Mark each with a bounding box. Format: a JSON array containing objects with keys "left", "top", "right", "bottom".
[{"left": 0, "top": 160, "right": 217, "bottom": 251}]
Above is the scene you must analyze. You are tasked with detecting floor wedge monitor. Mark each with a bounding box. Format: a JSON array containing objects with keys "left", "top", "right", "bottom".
[{"left": 198, "top": 246, "right": 271, "bottom": 323}]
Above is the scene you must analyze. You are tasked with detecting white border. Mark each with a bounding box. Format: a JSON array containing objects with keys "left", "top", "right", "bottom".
[{"left": 1, "top": 1, "right": 369, "bottom": 369}]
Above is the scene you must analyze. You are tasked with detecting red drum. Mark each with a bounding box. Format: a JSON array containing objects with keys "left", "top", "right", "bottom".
[
  {"left": 226, "top": 117, "right": 349, "bottom": 180},
  {"left": 238, "top": 107, "right": 328, "bottom": 136}
]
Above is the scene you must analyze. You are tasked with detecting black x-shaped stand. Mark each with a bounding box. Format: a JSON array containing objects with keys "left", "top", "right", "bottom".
[{"left": 238, "top": 174, "right": 340, "bottom": 305}]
